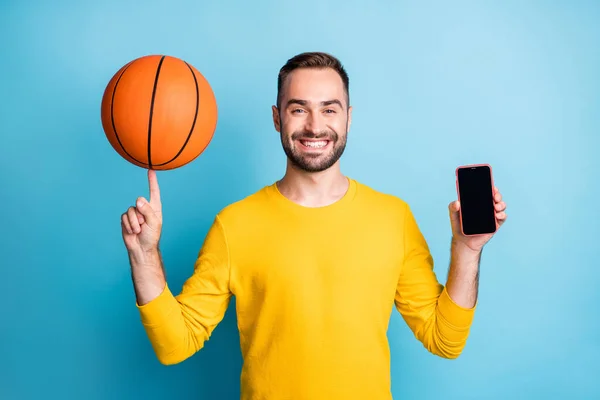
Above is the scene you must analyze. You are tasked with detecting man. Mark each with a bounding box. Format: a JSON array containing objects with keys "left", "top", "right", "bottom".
[{"left": 121, "top": 52, "right": 507, "bottom": 399}]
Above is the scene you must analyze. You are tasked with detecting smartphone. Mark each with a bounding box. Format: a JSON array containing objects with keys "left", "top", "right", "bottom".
[{"left": 455, "top": 164, "right": 497, "bottom": 236}]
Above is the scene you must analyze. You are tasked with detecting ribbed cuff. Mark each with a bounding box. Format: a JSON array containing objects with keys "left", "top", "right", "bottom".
[
  {"left": 437, "top": 286, "right": 476, "bottom": 329},
  {"left": 135, "top": 284, "right": 179, "bottom": 327}
]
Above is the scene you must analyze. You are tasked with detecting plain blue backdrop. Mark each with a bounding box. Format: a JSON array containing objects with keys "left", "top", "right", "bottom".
[{"left": 1, "top": 0, "right": 599, "bottom": 399}]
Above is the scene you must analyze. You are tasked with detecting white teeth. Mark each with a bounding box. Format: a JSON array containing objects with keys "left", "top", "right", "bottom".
[{"left": 301, "top": 140, "right": 328, "bottom": 148}]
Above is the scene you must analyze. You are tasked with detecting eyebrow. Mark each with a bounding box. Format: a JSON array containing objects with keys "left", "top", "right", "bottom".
[{"left": 286, "top": 99, "right": 344, "bottom": 109}]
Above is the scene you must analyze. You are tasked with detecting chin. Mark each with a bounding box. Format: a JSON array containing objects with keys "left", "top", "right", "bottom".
[
  {"left": 281, "top": 135, "right": 346, "bottom": 173},
  {"left": 291, "top": 153, "right": 341, "bottom": 173}
]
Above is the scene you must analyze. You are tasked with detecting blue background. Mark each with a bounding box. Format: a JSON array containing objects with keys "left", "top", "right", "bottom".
[{"left": 2, "top": 0, "right": 599, "bottom": 399}]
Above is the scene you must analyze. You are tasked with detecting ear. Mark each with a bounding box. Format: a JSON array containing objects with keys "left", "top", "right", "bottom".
[
  {"left": 347, "top": 105, "right": 353, "bottom": 132},
  {"left": 272, "top": 105, "right": 281, "bottom": 132}
]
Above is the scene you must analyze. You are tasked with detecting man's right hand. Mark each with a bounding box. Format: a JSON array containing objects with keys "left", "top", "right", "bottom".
[{"left": 121, "top": 169, "right": 163, "bottom": 254}]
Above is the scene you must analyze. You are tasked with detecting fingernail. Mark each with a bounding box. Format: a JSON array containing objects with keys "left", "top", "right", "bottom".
[{"left": 137, "top": 199, "right": 143, "bottom": 208}]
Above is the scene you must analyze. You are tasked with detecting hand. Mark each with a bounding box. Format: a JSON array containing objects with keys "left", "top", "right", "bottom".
[
  {"left": 448, "top": 186, "right": 507, "bottom": 252},
  {"left": 121, "top": 169, "right": 163, "bottom": 253}
]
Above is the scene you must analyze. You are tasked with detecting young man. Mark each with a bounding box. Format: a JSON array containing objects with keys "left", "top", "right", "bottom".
[{"left": 121, "top": 52, "right": 507, "bottom": 399}]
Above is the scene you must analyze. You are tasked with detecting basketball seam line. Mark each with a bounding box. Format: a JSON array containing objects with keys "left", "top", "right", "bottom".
[
  {"left": 153, "top": 62, "right": 200, "bottom": 167},
  {"left": 147, "top": 55, "right": 166, "bottom": 169}
]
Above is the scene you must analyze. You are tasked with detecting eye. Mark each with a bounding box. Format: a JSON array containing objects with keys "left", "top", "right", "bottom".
[
  {"left": 291, "top": 108, "right": 305, "bottom": 114},
  {"left": 324, "top": 109, "right": 336, "bottom": 114}
]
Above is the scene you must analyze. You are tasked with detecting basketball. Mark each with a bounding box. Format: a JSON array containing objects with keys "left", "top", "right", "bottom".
[{"left": 100, "top": 55, "right": 218, "bottom": 170}]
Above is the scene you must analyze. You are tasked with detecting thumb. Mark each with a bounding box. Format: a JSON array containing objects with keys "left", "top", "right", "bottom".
[
  {"left": 451, "top": 200, "right": 460, "bottom": 212},
  {"left": 449, "top": 200, "right": 461, "bottom": 222}
]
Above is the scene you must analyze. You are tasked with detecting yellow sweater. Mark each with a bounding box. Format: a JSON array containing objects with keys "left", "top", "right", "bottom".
[{"left": 136, "top": 178, "right": 476, "bottom": 399}]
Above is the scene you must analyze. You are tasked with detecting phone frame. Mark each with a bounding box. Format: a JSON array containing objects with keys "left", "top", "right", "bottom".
[{"left": 454, "top": 163, "right": 497, "bottom": 236}]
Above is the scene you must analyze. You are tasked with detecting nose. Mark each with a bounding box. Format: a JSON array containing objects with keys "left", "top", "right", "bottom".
[{"left": 304, "top": 111, "right": 326, "bottom": 135}]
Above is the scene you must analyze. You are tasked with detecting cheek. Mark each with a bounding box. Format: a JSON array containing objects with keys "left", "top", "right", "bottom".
[
  {"left": 282, "top": 120, "right": 301, "bottom": 135},
  {"left": 331, "top": 117, "right": 349, "bottom": 132}
]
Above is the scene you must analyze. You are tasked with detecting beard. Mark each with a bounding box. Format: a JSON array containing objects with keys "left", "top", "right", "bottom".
[{"left": 280, "top": 125, "right": 348, "bottom": 173}]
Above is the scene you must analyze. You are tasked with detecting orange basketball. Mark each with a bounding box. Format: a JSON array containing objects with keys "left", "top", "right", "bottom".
[{"left": 100, "top": 55, "right": 218, "bottom": 170}]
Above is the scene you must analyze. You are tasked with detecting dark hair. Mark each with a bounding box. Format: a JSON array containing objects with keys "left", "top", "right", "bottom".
[{"left": 277, "top": 52, "right": 350, "bottom": 108}]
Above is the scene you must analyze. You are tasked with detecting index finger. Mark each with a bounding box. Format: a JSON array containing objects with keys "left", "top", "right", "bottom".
[
  {"left": 493, "top": 187, "right": 502, "bottom": 202},
  {"left": 148, "top": 169, "right": 161, "bottom": 206}
]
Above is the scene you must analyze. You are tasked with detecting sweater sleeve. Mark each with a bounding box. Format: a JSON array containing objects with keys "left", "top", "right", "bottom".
[
  {"left": 135, "top": 215, "right": 232, "bottom": 365},
  {"left": 394, "top": 203, "right": 476, "bottom": 359}
]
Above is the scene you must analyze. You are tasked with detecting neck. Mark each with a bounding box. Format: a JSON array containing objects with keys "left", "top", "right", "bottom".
[{"left": 276, "top": 161, "right": 349, "bottom": 207}]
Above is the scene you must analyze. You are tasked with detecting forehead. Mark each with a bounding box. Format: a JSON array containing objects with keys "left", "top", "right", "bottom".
[{"left": 281, "top": 68, "right": 346, "bottom": 105}]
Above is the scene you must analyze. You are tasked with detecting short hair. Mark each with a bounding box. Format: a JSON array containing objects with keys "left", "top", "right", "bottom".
[{"left": 276, "top": 51, "right": 350, "bottom": 108}]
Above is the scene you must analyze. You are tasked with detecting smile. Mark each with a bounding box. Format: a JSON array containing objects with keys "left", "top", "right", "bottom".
[{"left": 298, "top": 140, "right": 330, "bottom": 149}]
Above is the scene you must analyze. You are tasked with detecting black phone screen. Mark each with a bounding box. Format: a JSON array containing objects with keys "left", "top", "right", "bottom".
[{"left": 456, "top": 165, "right": 496, "bottom": 235}]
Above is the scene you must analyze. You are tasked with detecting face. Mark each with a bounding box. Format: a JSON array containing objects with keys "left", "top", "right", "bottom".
[{"left": 273, "top": 68, "right": 352, "bottom": 173}]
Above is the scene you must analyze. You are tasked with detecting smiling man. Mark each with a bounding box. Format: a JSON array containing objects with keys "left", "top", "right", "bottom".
[{"left": 122, "top": 52, "right": 507, "bottom": 399}]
